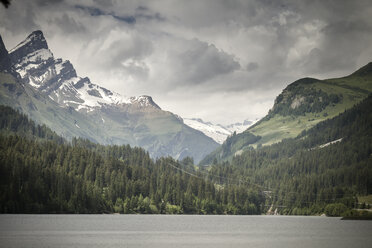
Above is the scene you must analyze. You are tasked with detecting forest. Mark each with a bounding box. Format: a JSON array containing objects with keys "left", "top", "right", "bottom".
[
  {"left": 207, "top": 94, "right": 372, "bottom": 216},
  {"left": 0, "top": 106, "right": 263, "bottom": 214},
  {"left": 0, "top": 95, "right": 371, "bottom": 216}
]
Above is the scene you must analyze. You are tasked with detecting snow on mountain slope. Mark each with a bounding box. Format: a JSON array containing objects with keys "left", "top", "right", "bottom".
[
  {"left": 9, "top": 30, "right": 159, "bottom": 112},
  {"left": 224, "top": 119, "right": 258, "bottom": 133},
  {"left": 184, "top": 118, "right": 257, "bottom": 144},
  {"left": 184, "top": 118, "right": 231, "bottom": 144},
  {"left": 3, "top": 30, "right": 220, "bottom": 163}
]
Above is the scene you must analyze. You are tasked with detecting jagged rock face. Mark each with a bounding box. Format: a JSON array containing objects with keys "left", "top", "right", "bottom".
[
  {"left": 8, "top": 30, "right": 161, "bottom": 112},
  {"left": 0, "top": 36, "right": 12, "bottom": 73},
  {"left": 2, "top": 30, "right": 219, "bottom": 163},
  {"left": 7, "top": 30, "right": 166, "bottom": 114},
  {"left": 129, "top": 95, "right": 160, "bottom": 109},
  {"left": 9, "top": 31, "right": 48, "bottom": 64},
  {"left": 9, "top": 30, "right": 130, "bottom": 111}
]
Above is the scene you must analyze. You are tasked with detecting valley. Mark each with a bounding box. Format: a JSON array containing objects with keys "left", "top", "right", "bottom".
[{"left": 0, "top": 31, "right": 371, "bottom": 218}]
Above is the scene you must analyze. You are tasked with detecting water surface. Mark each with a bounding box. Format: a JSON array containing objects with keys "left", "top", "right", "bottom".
[{"left": 0, "top": 215, "right": 371, "bottom": 248}]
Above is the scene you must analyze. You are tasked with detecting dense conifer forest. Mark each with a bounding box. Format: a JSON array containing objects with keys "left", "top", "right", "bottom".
[
  {"left": 0, "top": 95, "right": 371, "bottom": 216},
  {"left": 0, "top": 106, "right": 263, "bottom": 214},
  {"left": 207, "top": 94, "right": 372, "bottom": 216}
]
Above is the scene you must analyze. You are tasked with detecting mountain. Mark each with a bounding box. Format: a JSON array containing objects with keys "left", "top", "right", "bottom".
[
  {"left": 224, "top": 119, "right": 256, "bottom": 133},
  {"left": 183, "top": 118, "right": 256, "bottom": 144},
  {"left": 200, "top": 62, "right": 372, "bottom": 165},
  {"left": 207, "top": 93, "right": 372, "bottom": 216},
  {"left": 0, "top": 36, "right": 12, "bottom": 73},
  {"left": 0, "top": 30, "right": 218, "bottom": 163}
]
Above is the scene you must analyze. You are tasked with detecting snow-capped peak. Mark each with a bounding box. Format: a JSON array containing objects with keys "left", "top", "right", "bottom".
[
  {"left": 9, "top": 30, "right": 165, "bottom": 113},
  {"left": 224, "top": 119, "right": 257, "bottom": 133},
  {"left": 130, "top": 95, "right": 160, "bottom": 109},
  {"left": 184, "top": 118, "right": 258, "bottom": 144},
  {"left": 184, "top": 118, "right": 231, "bottom": 144}
]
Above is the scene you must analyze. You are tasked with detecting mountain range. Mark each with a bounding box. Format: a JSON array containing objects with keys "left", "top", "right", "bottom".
[
  {"left": 183, "top": 118, "right": 257, "bottom": 144},
  {"left": 0, "top": 30, "right": 218, "bottom": 163},
  {"left": 2, "top": 30, "right": 371, "bottom": 166}
]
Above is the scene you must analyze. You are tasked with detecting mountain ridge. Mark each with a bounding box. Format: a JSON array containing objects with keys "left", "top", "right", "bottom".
[
  {"left": 200, "top": 62, "right": 372, "bottom": 165},
  {"left": 0, "top": 30, "right": 218, "bottom": 163},
  {"left": 183, "top": 118, "right": 256, "bottom": 144}
]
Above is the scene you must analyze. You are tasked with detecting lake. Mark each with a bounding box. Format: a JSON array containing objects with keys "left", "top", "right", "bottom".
[{"left": 0, "top": 215, "right": 371, "bottom": 248}]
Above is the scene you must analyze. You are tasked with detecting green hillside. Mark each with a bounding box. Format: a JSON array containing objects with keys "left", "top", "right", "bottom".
[
  {"left": 200, "top": 62, "right": 372, "bottom": 165},
  {"left": 207, "top": 94, "right": 372, "bottom": 216}
]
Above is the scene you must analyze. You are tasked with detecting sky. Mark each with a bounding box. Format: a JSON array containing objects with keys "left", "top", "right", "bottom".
[{"left": 1, "top": 0, "right": 372, "bottom": 125}]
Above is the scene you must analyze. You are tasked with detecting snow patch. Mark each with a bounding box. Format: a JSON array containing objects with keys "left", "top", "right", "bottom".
[
  {"left": 17, "top": 49, "right": 53, "bottom": 67},
  {"left": 29, "top": 78, "right": 41, "bottom": 88},
  {"left": 130, "top": 95, "right": 159, "bottom": 108},
  {"left": 184, "top": 118, "right": 232, "bottom": 144},
  {"left": 319, "top": 138, "right": 343, "bottom": 148}
]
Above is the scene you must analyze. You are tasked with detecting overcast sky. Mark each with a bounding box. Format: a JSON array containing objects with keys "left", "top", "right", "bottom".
[{"left": 1, "top": 0, "right": 372, "bottom": 124}]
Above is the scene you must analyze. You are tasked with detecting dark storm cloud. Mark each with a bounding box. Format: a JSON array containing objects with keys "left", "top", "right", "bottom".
[
  {"left": 171, "top": 39, "right": 240, "bottom": 85},
  {"left": 279, "top": 0, "right": 372, "bottom": 76},
  {"left": 303, "top": 18, "right": 372, "bottom": 74},
  {"left": 75, "top": 5, "right": 136, "bottom": 24},
  {"left": 74, "top": 4, "right": 165, "bottom": 25},
  {"left": 134, "top": 5, "right": 166, "bottom": 22}
]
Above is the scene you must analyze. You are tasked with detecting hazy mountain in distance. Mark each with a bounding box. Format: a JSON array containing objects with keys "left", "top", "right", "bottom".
[{"left": 184, "top": 118, "right": 257, "bottom": 144}]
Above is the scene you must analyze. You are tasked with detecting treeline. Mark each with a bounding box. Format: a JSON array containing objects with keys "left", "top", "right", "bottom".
[
  {"left": 207, "top": 94, "right": 372, "bottom": 216},
  {"left": 0, "top": 106, "right": 263, "bottom": 214},
  {"left": 0, "top": 105, "right": 63, "bottom": 143}
]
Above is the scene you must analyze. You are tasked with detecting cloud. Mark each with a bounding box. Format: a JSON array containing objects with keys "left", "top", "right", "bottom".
[
  {"left": 168, "top": 39, "right": 240, "bottom": 85},
  {"left": 53, "top": 13, "right": 86, "bottom": 34},
  {"left": 0, "top": 1, "right": 39, "bottom": 33},
  {"left": 75, "top": 4, "right": 136, "bottom": 24},
  {"left": 1, "top": 0, "right": 372, "bottom": 124},
  {"left": 246, "top": 62, "right": 259, "bottom": 72},
  {"left": 301, "top": 18, "right": 372, "bottom": 75}
]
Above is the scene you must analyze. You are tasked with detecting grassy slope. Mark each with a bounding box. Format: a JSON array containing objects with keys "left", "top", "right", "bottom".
[
  {"left": 248, "top": 65, "right": 372, "bottom": 147},
  {"left": 200, "top": 62, "right": 372, "bottom": 165},
  {"left": 249, "top": 80, "right": 369, "bottom": 146}
]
